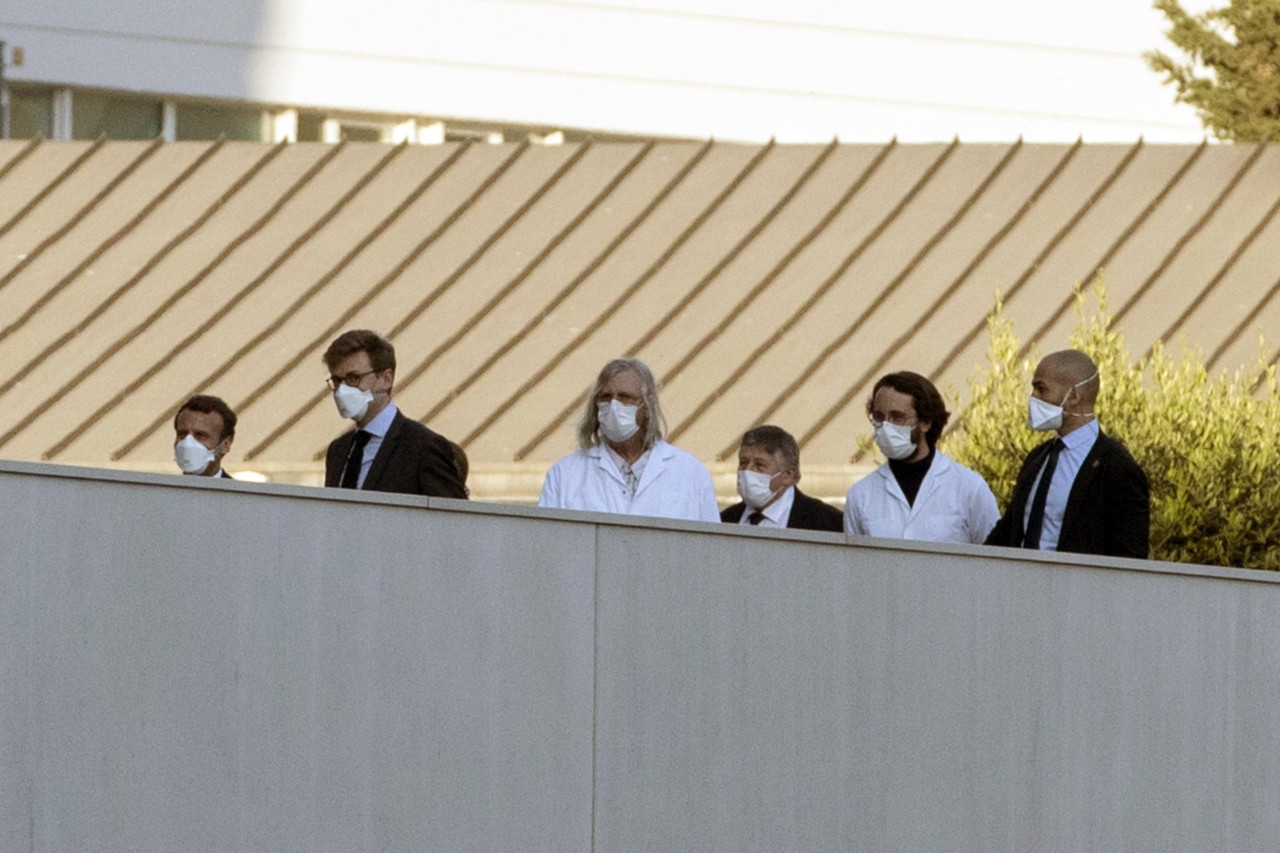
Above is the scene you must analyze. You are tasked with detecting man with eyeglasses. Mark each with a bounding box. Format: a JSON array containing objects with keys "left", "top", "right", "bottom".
[
  {"left": 538, "top": 357, "right": 718, "bottom": 522},
  {"left": 985, "top": 349, "right": 1148, "bottom": 558},
  {"left": 844, "top": 371, "right": 998, "bottom": 544},
  {"left": 322, "top": 329, "right": 467, "bottom": 499}
]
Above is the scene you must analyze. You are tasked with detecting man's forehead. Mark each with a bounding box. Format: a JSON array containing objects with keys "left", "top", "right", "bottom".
[
  {"left": 333, "top": 350, "right": 374, "bottom": 373},
  {"left": 1034, "top": 359, "right": 1069, "bottom": 384},
  {"left": 873, "top": 386, "right": 916, "bottom": 410},
  {"left": 604, "top": 370, "right": 642, "bottom": 391},
  {"left": 739, "top": 444, "right": 781, "bottom": 463},
  {"left": 1038, "top": 351, "right": 1095, "bottom": 382},
  {"left": 176, "top": 408, "right": 223, "bottom": 432}
]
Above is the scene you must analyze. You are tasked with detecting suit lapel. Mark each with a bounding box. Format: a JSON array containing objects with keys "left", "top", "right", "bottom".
[
  {"left": 786, "top": 489, "right": 811, "bottom": 529},
  {"left": 362, "top": 411, "right": 402, "bottom": 490},
  {"left": 910, "top": 457, "right": 944, "bottom": 516},
  {"left": 592, "top": 445, "right": 628, "bottom": 487},
  {"left": 326, "top": 431, "right": 355, "bottom": 487},
  {"left": 1010, "top": 441, "right": 1053, "bottom": 544},
  {"left": 634, "top": 442, "right": 671, "bottom": 497},
  {"left": 876, "top": 465, "right": 910, "bottom": 509}
]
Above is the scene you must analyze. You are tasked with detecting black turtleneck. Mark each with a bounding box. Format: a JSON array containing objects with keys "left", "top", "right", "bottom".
[{"left": 888, "top": 446, "right": 935, "bottom": 507}]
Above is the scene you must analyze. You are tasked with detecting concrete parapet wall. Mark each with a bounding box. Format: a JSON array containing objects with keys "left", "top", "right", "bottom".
[{"left": 1, "top": 460, "right": 1276, "bottom": 851}]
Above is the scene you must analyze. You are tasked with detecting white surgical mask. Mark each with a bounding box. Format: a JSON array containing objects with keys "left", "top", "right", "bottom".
[
  {"left": 874, "top": 421, "right": 917, "bottom": 460},
  {"left": 737, "top": 469, "right": 779, "bottom": 509},
  {"left": 1027, "top": 396, "right": 1064, "bottom": 432},
  {"left": 174, "top": 434, "right": 217, "bottom": 475},
  {"left": 597, "top": 400, "right": 640, "bottom": 444},
  {"left": 334, "top": 382, "right": 374, "bottom": 421},
  {"left": 1027, "top": 371, "right": 1097, "bottom": 432}
]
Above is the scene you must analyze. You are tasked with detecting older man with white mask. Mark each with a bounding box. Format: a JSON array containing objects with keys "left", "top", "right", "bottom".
[
  {"left": 720, "top": 425, "right": 843, "bottom": 531},
  {"left": 538, "top": 358, "right": 718, "bottom": 522}
]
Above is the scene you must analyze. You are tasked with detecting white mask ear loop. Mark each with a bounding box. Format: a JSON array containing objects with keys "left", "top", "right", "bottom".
[{"left": 1063, "top": 371, "right": 1098, "bottom": 419}]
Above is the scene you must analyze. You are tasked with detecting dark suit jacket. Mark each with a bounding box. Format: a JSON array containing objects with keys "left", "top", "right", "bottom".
[
  {"left": 721, "top": 488, "right": 844, "bottom": 533},
  {"left": 985, "top": 430, "right": 1149, "bottom": 558},
  {"left": 325, "top": 409, "right": 468, "bottom": 499}
]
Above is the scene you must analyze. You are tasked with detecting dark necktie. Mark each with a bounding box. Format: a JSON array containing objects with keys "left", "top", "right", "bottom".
[
  {"left": 748, "top": 511, "right": 766, "bottom": 526},
  {"left": 1023, "top": 438, "right": 1065, "bottom": 549},
  {"left": 340, "top": 430, "right": 372, "bottom": 489}
]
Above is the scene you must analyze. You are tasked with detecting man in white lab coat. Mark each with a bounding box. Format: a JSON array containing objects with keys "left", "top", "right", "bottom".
[
  {"left": 538, "top": 358, "right": 719, "bottom": 523},
  {"left": 844, "top": 371, "right": 998, "bottom": 544}
]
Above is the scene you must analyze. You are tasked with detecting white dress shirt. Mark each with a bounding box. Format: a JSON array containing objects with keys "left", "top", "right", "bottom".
[{"left": 736, "top": 485, "right": 796, "bottom": 528}]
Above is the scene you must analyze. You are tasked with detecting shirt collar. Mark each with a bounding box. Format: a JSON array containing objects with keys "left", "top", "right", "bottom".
[
  {"left": 1061, "top": 417, "right": 1099, "bottom": 451},
  {"left": 604, "top": 443, "right": 650, "bottom": 477},
  {"left": 363, "top": 401, "right": 398, "bottom": 438},
  {"left": 758, "top": 484, "right": 796, "bottom": 525}
]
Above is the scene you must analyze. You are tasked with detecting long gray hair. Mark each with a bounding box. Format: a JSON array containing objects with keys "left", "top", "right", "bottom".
[{"left": 576, "top": 358, "right": 667, "bottom": 451}]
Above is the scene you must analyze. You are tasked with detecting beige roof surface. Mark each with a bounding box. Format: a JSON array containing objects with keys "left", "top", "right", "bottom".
[{"left": 2, "top": 138, "right": 1278, "bottom": 499}]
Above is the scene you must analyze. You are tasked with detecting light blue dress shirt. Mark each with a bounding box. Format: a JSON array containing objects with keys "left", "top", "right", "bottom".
[
  {"left": 1024, "top": 418, "right": 1099, "bottom": 551},
  {"left": 353, "top": 402, "right": 398, "bottom": 489}
]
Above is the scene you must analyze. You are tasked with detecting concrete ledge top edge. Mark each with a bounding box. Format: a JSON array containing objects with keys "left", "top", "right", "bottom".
[{"left": 2, "top": 458, "right": 1272, "bottom": 583}]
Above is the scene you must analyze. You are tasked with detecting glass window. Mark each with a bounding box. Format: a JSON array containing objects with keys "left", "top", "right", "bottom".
[
  {"left": 337, "top": 123, "right": 381, "bottom": 143},
  {"left": 446, "top": 126, "right": 504, "bottom": 144},
  {"left": 7, "top": 85, "right": 54, "bottom": 139},
  {"left": 72, "top": 90, "right": 162, "bottom": 139},
  {"left": 176, "top": 102, "right": 264, "bottom": 141},
  {"left": 296, "top": 111, "right": 325, "bottom": 142}
]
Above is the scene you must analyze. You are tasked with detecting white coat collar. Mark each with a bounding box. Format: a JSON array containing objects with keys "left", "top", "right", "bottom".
[
  {"left": 588, "top": 440, "right": 673, "bottom": 493},
  {"left": 875, "top": 450, "right": 955, "bottom": 511}
]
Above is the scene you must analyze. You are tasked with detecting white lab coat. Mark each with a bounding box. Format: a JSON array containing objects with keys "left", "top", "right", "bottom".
[
  {"left": 539, "top": 440, "right": 720, "bottom": 523},
  {"left": 844, "top": 451, "right": 999, "bottom": 545}
]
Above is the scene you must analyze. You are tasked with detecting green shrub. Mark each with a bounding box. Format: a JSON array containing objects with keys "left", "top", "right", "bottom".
[{"left": 944, "top": 284, "right": 1280, "bottom": 570}]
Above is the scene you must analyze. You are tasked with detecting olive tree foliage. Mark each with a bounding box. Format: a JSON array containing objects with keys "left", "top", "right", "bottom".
[
  {"left": 943, "top": 284, "right": 1280, "bottom": 570},
  {"left": 1145, "top": 0, "right": 1280, "bottom": 141}
]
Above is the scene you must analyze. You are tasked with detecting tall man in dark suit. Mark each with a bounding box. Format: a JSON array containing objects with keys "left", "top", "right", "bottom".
[
  {"left": 322, "top": 330, "right": 467, "bottom": 499},
  {"left": 721, "top": 425, "right": 844, "bottom": 532},
  {"left": 985, "top": 349, "right": 1149, "bottom": 558}
]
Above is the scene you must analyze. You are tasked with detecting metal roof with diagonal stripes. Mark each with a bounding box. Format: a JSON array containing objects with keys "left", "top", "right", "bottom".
[{"left": 1, "top": 138, "right": 1278, "bottom": 502}]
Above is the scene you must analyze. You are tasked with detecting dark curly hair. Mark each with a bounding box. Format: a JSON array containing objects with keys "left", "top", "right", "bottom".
[
  {"left": 175, "top": 395, "right": 237, "bottom": 440},
  {"left": 867, "top": 371, "right": 949, "bottom": 450}
]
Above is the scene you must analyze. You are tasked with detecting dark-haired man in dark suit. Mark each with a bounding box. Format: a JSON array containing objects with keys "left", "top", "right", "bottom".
[
  {"left": 721, "top": 425, "right": 843, "bottom": 532},
  {"left": 322, "top": 329, "right": 467, "bottom": 499},
  {"left": 985, "top": 349, "right": 1149, "bottom": 558},
  {"left": 174, "top": 394, "right": 238, "bottom": 478}
]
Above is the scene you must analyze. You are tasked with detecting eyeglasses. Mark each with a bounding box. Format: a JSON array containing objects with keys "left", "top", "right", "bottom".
[
  {"left": 326, "top": 369, "right": 378, "bottom": 391},
  {"left": 595, "top": 392, "right": 644, "bottom": 407},
  {"left": 868, "top": 412, "right": 918, "bottom": 427}
]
